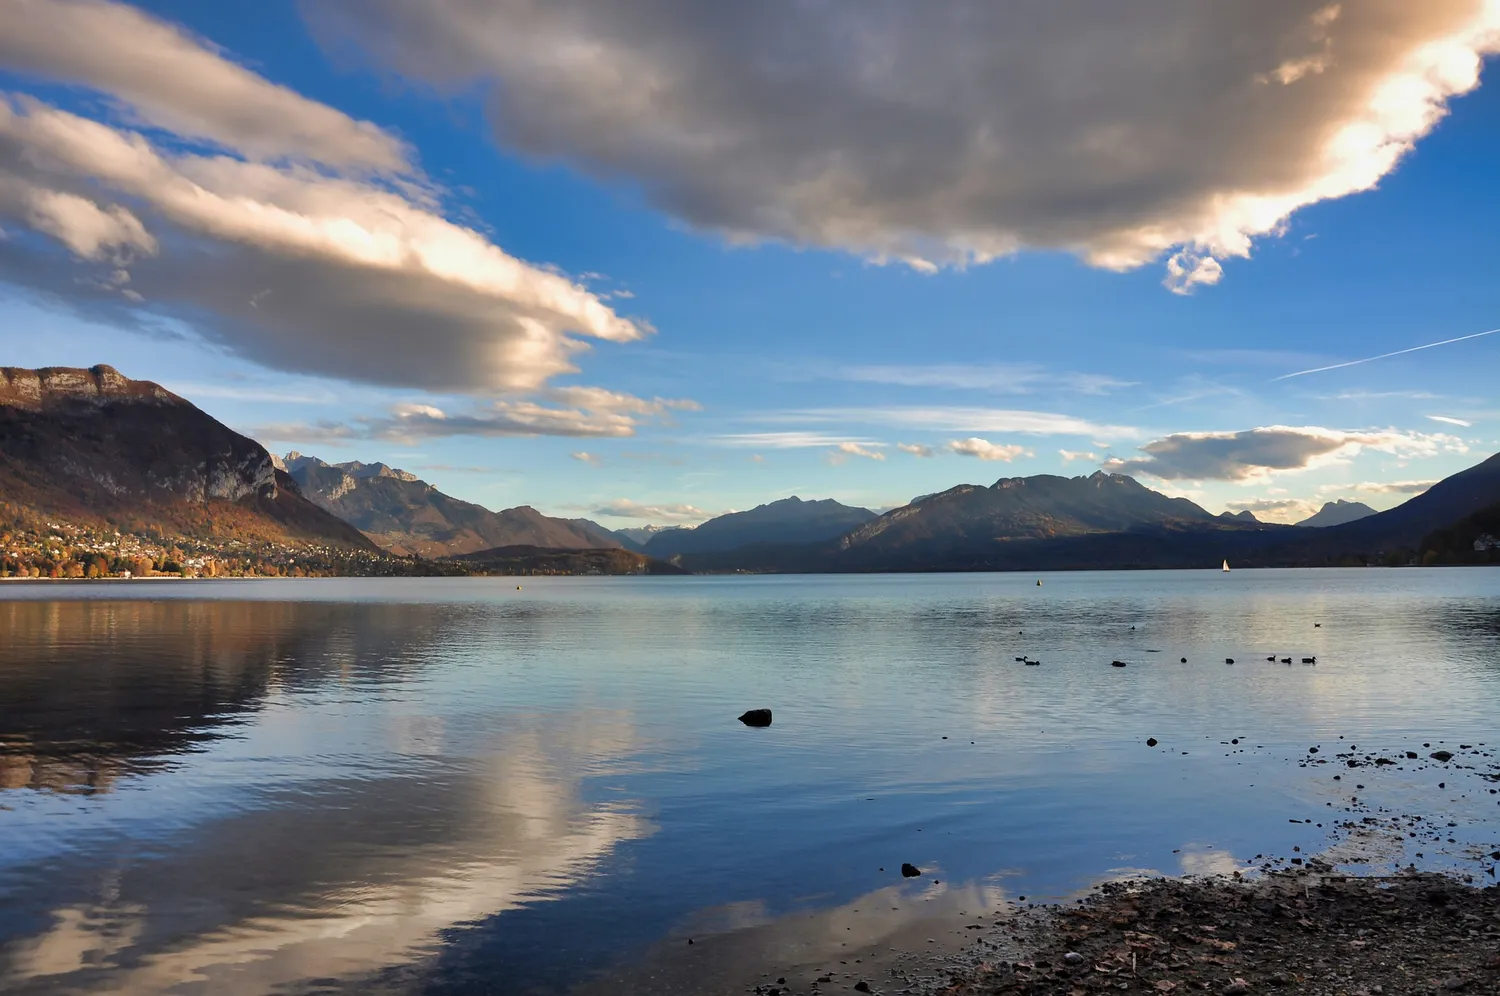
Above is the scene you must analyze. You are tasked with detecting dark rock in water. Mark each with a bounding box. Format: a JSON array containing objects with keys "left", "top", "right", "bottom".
[
  {"left": 1431, "top": 750, "right": 1454, "bottom": 762},
  {"left": 738, "top": 709, "right": 773, "bottom": 727},
  {"left": 854, "top": 983, "right": 871, "bottom": 993},
  {"left": 1407, "top": 751, "right": 1420, "bottom": 759},
  {"left": 1147, "top": 737, "right": 1159, "bottom": 747},
  {"left": 901, "top": 862, "right": 921, "bottom": 878},
  {"left": 1111, "top": 660, "right": 1127, "bottom": 667},
  {"left": 1180, "top": 657, "right": 1187, "bottom": 663}
]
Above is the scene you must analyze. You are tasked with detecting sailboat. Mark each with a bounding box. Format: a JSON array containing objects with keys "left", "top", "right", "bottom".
[{"left": 1222, "top": 559, "right": 1230, "bottom": 572}]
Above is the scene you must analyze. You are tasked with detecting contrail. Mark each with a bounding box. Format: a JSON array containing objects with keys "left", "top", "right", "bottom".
[{"left": 1272, "top": 326, "right": 1500, "bottom": 381}]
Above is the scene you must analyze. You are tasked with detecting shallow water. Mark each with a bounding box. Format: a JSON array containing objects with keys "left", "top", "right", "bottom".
[{"left": 0, "top": 569, "right": 1498, "bottom": 994}]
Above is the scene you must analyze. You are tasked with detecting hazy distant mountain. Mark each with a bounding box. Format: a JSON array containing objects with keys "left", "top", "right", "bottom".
[
  {"left": 1295, "top": 499, "right": 1376, "bottom": 528},
  {"left": 0, "top": 365, "right": 373, "bottom": 550},
  {"left": 1219, "top": 510, "right": 1260, "bottom": 523},
  {"left": 284, "top": 453, "right": 626, "bottom": 557},
  {"left": 613, "top": 524, "right": 689, "bottom": 546},
  {"left": 644, "top": 497, "right": 875, "bottom": 558}
]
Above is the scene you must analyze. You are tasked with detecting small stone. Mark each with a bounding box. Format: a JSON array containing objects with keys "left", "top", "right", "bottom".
[
  {"left": 901, "top": 862, "right": 921, "bottom": 878},
  {"left": 1431, "top": 750, "right": 1454, "bottom": 762},
  {"left": 1225, "top": 980, "right": 1250, "bottom": 995},
  {"left": 1064, "top": 951, "right": 1084, "bottom": 964},
  {"left": 853, "top": 982, "right": 871, "bottom": 993},
  {"left": 738, "top": 709, "right": 773, "bottom": 727}
]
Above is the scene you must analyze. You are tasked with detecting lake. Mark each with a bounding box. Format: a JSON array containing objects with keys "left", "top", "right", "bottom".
[{"left": 1, "top": 569, "right": 1499, "bottom": 994}]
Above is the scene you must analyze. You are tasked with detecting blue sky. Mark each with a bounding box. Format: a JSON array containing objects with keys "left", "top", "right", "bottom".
[{"left": 1, "top": 0, "right": 1498, "bottom": 525}]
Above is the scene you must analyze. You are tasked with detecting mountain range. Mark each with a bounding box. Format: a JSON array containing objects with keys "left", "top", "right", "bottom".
[
  {"left": 281, "top": 453, "right": 626, "bottom": 557},
  {"left": 0, "top": 366, "right": 372, "bottom": 551},
  {"left": 3, "top": 365, "right": 1496, "bottom": 574}
]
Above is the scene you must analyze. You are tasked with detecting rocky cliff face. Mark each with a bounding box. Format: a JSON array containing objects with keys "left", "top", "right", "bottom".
[
  {"left": 284, "top": 452, "right": 626, "bottom": 557},
  {"left": 0, "top": 365, "right": 373, "bottom": 549}
]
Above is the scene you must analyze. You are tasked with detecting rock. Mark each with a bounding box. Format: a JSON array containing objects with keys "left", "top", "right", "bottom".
[
  {"left": 1063, "top": 951, "right": 1084, "bottom": 964},
  {"left": 1147, "top": 738, "right": 1159, "bottom": 747},
  {"left": 1406, "top": 751, "right": 1419, "bottom": 759},
  {"left": 738, "top": 709, "right": 773, "bottom": 727},
  {"left": 853, "top": 983, "right": 871, "bottom": 993},
  {"left": 1181, "top": 657, "right": 1187, "bottom": 663},
  {"left": 1225, "top": 980, "right": 1251, "bottom": 995},
  {"left": 901, "top": 862, "right": 921, "bottom": 877},
  {"left": 1226, "top": 658, "right": 1235, "bottom": 663},
  {"left": 1430, "top": 750, "right": 1454, "bottom": 762}
]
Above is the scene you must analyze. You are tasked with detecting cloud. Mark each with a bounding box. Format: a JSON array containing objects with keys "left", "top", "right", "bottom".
[
  {"left": 545, "top": 386, "right": 699, "bottom": 416},
  {"left": 591, "top": 499, "right": 713, "bottom": 523},
  {"left": 715, "top": 432, "right": 881, "bottom": 449},
  {"left": 837, "top": 364, "right": 1133, "bottom": 395},
  {"left": 948, "top": 438, "right": 1031, "bottom": 462},
  {"left": 569, "top": 451, "right": 601, "bottom": 466},
  {"left": 251, "top": 387, "right": 687, "bottom": 443},
  {"left": 1426, "top": 414, "right": 1473, "bottom": 427},
  {"left": 1059, "top": 449, "right": 1099, "bottom": 463},
  {"left": 1223, "top": 497, "right": 1322, "bottom": 524},
  {"left": 759, "top": 407, "right": 1134, "bottom": 438},
  {"left": 1106, "top": 425, "right": 1467, "bottom": 482},
  {"left": 896, "top": 443, "right": 933, "bottom": 458},
  {"left": 0, "top": 0, "right": 408, "bottom": 170},
  {"left": 311, "top": 0, "right": 1500, "bottom": 286},
  {"left": 1331, "top": 479, "right": 1437, "bottom": 495},
  {"left": 832, "top": 441, "right": 885, "bottom": 462},
  {"left": 0, "top": 1, "right": 646, "bottom": 392}
]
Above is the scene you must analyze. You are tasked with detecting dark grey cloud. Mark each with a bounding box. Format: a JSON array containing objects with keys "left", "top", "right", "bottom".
[
  {"left": 309, "top": 0, "right": 1500, "bottom": 289},
  {"left": 1108, "top": 426, "right": 1466, "bottom": 482}
]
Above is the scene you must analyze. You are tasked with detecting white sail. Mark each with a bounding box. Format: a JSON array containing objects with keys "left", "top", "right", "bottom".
[{"left": 1222, "top": 559, "right": 1230, "bottom": 572}]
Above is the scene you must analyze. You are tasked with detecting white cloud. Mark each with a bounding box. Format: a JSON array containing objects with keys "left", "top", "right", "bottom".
[
  {"left": 0, "top": 2, "right": 646, "bottom": 392},
  {"left": 591, "top": 499, "right": 713, "bottom": 523},
  {"left": 948, "top": 438, "right": 1031, "bottom": 462},
  {"left": 312, "top": 0, "right": 1500, "bottom": 286},
  {"left": 837, "top": 364, "right": 1133, "bottom": 395},
  {"left": 1059, "top": 449, "right": 1099, "bottom": 463},
  {"left": 545, "top": 386, "right": 699, "bottom": 416},
  {"left": 896, "top": 442, "right": 933, "bottom": 458},
  {"left": 715, "top": 432, "right": 880, "bottom": 449},
  {"left": 251, "top": 387, "right": 687, "bottom": 444},
  {"left": 760, "top": 407, "right": 1134, "bottom": 439},
  {"left": 569, "top": 451, "right": 601, "bottom": 466},
  {"left": 1426, "top": 414, "right": 1473, "bottom": 427},
  {"left": 832, "top": 441, "right": 885, "bottom": 462},
  {"left": 1223, "top": 497, "right": 1322, "bottom": 524},
  {"left": 0, "top": 0, "right": 409, "bottom": 169},
  {"left": 1107, "top": 425, "right": 1468, "bottom": 482},
  {"left": 1325, "top": 479, "right": 1437, "bottom": 496}
]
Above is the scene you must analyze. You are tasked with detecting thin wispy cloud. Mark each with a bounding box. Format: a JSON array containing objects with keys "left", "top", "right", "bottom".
[
  {"left": 836, "top": 364, "right": 1133, "bottom": 395},
  {"left": 1426, "top": 414, "right": 1473, "bottom": 427},
  {"left": 757, "top": 408, "right": 1134, "bottom": 439},
  {"left": 1273, "top": 327, "right": 1500, "bottom": 381},
  {"left": 896, "top": 443, "right": 934, "bottom": 458},
  {"left": 569, "top": 451, "right": 602, "bottom": 466},
  {"left": 591, "top": 499, "right": 713, "bottom": 522},
  {"left": 715, "top": 432, "right": 882, "bottom": 449},
  {"left": 1059, "top": 449, "right": 1099, "bottom": 463},
  {"left": 830, "top": 441, "right": 885, "bottom": 462}
]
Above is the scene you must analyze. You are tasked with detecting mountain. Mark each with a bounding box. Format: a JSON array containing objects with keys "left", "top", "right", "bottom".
[
  {"left": 1295, "top": 499, "right": 1376, "bottom": 528},
  {"left": 283, "top": 453, "right": 627, "bottom": 557},
  {"left": 836, "top": 472, "right": 1217, "bottom": 563},
  {"left": 643, "top": 496, "right": 876, "bottom": 558},
  {"left": 1419, "top": 498, "right": 1500, "bottom": 564},
  {"left": 614, "top": 524, "right": 688, "bottom": 546},
  {"left": 1219, "top": 510, "right": 1260, "bottom": 523},
  {"left": 0, "top": 365, "right": 374, "bottom": 550},
  {"left": 1282, "top": 453, "right": 1500, "bottom": 556}
]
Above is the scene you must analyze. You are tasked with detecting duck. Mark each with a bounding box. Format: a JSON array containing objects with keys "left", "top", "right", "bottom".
[
  {"left": 1279, "top": 657, "right": 1292, "bottom": 664},
  {"left": 1225, "top": 658, "right": 1235, "bottom": 664},
  {"left": 1266, "top": 656, "right": 1276, "bottom": 662},
  {"left": 1301, "top": 657, "right": 1317, "bottom": 664},
  {"left": 1110, "top": 660, "right": 1128, "bottom": 668}
]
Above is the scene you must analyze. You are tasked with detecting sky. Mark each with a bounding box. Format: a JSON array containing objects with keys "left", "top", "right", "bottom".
[{"left": 1, "top": 0, "right": 1498, "bottom": 528}]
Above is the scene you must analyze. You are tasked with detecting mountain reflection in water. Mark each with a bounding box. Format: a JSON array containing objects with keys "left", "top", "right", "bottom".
[{"left": 0, "top": 571, "right": 1497, "bottom": 994}]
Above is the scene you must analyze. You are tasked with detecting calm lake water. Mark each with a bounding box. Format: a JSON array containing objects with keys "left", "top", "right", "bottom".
[{"left": 1, "top": 569, "right": 1499, "bottom": 994}]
